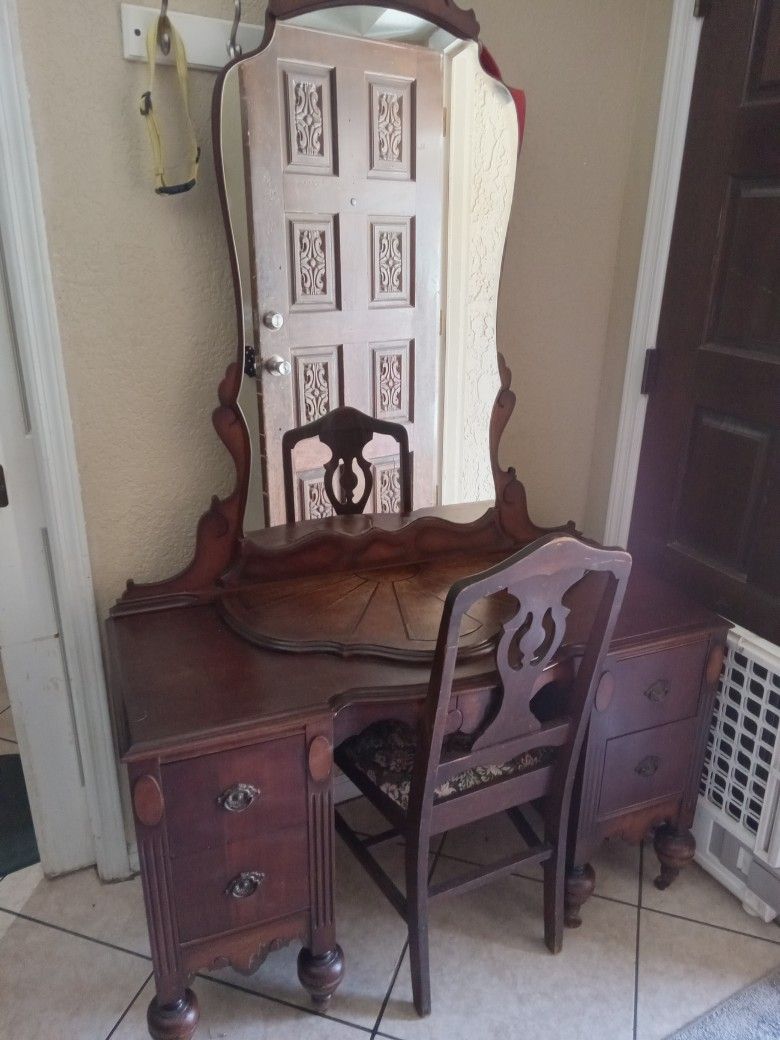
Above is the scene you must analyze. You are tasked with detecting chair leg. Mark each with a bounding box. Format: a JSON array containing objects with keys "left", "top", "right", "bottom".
[
  {"left": 405, "top": 841, "right": 432, "bottom": 1017},
  {"left": 542, "top": 849, "right": 565, "bottom": 954}
]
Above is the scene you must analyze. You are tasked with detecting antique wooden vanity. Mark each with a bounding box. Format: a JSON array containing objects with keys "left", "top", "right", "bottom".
[{"left": 106, "top": 2, "right": 729, "bottom": 1037}]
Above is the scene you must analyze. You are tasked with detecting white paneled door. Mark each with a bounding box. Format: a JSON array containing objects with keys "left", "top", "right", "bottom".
[{"left": 0, "top": 252, "right": 94, "bottom": 875}]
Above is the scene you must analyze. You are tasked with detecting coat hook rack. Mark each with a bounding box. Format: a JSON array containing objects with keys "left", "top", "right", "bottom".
[
  {"left": 121, "top": 3, "right": 263, "bottom": 72},
  {"left": 228, "top": 1, "right": 243, "bottom": 59},
  {"left": 157, "top": 0, "right": 171, "bottom": 55}
]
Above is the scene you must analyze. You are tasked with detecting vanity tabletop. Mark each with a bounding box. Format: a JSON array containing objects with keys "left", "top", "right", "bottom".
[{"left": 106, "top": 556, "right": 725, "bottom": 764}]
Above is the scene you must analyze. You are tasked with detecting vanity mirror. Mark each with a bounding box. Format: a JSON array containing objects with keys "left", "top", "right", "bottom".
[
  {"left": 224, "top": 5, "right": 520, "bottom": 529},
  {"left": 115, "top": 0, "right": 566, "bottom": 615}
]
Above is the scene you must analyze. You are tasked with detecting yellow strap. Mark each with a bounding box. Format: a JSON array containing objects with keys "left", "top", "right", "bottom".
[{"left": 140, "top": 16, "right": 200, "bottom": 195}]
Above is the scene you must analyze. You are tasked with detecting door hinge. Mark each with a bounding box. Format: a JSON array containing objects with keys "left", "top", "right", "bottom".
[
  {"left": 641, "top": 348, "right": 660, "bottom": 396},
  {"left": 0, "top": 465, "right": 8, "bottom": 508},
  {"left": 693, "top": 0, "right": 709, "bottom": 17},
  {"left": 244, "top": 344, "right": 258, "bottom": 378},
  {"left": 443, "top": 107, "right": 448, "bottom": 137}
]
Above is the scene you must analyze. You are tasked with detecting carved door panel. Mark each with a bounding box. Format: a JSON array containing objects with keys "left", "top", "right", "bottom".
[
  {"left": 241, "top": 24, "right": 445, "bottom": 523},
  {"left": 629, "top": 0, "right": 780, "bottom": 643}
]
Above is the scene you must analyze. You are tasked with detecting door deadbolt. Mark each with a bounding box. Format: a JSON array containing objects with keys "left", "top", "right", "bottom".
[{"left": 264, "top": 355, "right": 291, "bottom": 377}]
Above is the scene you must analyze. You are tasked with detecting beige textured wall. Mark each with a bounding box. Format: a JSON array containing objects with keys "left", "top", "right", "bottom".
[
  {"left": 483, "top": 0, "right": 672, "bottom": 533},
  {"left": 16, "top": 0, "right": 670, "bottom": 618},
  {"left": 16, "top": 0, "right": 264, "bottom": 619}
]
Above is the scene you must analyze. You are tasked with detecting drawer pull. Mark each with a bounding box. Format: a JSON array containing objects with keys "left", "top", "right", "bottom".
[
  {"left": 226, "top": 871, "right": 266, "bottom": 899},
  {"left": 635, "top": 755, "right": 661, "bottom": 778},
  {"left": 218, "top": 783, "right": 261, "bottom": 813},
  {"left": 644, "top": 680, "right": 670, "bottom": 704}
]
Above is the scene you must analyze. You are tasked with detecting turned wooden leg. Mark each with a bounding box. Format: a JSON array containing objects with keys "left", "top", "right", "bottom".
[
  {"left": 564, "top": 863, "right": 595, "bottom": 928},
  {"left": 297, "top": 945, "right": 345, "bottom": 1009},
  {"left": 147, "top": 989, "right": 199, "bottom": 1040},
  {"left": 653, "top": 824, "right": 695, "bottom": 890}
]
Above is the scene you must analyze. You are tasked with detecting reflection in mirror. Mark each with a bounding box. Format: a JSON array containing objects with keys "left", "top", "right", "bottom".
[{"left": 219, "top": 7, "right": 519, "bottom": 530}]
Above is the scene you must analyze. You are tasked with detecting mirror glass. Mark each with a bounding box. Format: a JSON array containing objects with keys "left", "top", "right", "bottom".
[{"left": 219, "top": 5, "right": 519, "bottom": 530}]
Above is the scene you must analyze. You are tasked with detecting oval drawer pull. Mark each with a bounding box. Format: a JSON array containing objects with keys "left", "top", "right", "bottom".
[
  {"left": 634, "top": 755, "right": 661, "bottom": 778},
  {"left": 218, "top": 783, "right": 261, "bottom": 813},
  {"left": 225, "top": 871, "right": 266, "bottom": 899},
  {"left": 644, "top": 680, "right": 670, "bottom": 704}
]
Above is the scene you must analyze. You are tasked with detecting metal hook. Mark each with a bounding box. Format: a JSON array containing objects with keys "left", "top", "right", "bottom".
[
  {"left": 228, "top": 0, "right": 242, "bottom": 59},
  {"left": 157, "top": 0, "right": 171, "bottom": 56}
]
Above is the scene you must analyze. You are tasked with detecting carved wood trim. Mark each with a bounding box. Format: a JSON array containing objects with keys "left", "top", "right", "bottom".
[
  {"left": 110, "top": 3, "right": 547, "bottom": 616},
  {"left": 266, "top": 0, "right": 480, "bottom": 43}
]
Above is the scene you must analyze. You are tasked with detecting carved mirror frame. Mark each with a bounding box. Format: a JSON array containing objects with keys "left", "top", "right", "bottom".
[{"left": 114, "top": 0, "right": 572, "bottom": 616}]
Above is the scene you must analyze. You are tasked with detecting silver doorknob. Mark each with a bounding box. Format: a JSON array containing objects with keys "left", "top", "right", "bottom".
[
  {"left": 264, "top": 355, "right": 291, "bottom": 377},
  {"left": 263, "top": 311, "right": 284, "bottom": 330}
]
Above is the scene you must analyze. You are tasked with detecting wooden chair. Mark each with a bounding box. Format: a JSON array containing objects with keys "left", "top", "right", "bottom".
[
  {"left": 334, "top": 533, "right": 631, "bottom": 1016},
  {"left": 281, "top": 406, "right": 412, "bottom": 523}
]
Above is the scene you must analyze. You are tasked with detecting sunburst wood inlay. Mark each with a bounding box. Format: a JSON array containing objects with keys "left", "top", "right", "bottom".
[{"left": 219, "top": 551, "right": 517, "bottom": 661}]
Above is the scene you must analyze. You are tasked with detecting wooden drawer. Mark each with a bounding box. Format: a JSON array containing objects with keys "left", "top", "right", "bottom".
[
  {"left": 603, "top": 641, "right": 707, "bottom": 737},
  {"left": 598, "top": 717, "right": 698, "bottom": 818},
  {"left": 172, "top": 826, "right": 309, "bottom": 943},
  {"left": 162, "top": 734, "right": 307, "bottom": 858}
]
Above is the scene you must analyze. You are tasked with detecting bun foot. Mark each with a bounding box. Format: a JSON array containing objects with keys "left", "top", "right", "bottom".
[
  {"left": 564, "top": 863, "right": 595, "bottom": 928},
  {"left": 653, "top": 824, "right": 695, "bottom": 890},
  {"left": 147, "top": 989, "right": 199, "bottom": 1040},
  {"left": 297, "top": 945, "right": 345, "bottom": 1009}
]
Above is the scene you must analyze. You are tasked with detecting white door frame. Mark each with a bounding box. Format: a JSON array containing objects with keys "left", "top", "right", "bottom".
[
  {"left": 0, "top": 0, "right": 130, "bottom": 880},
  {"left": 604, "top": 0, "right": 703, "bottom": 546}
]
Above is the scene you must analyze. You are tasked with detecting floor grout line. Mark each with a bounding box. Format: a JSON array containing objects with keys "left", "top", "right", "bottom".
[
  {"left": 370, "top": 832, "right": 449, "bottom": 1038},
  {"left": 201, "top": 972, "right": 376, "bottom": 1034},
  {"left": 0, "top": 906, "right": 152, "bottom": 961},
  {"left": 638, "top": 904, "right": 780, "bottom": 946},
  {"left": 632, "top": 842, "right": 644, "bottom": 1040},
  {"left": 104, "top": 970, "right": 153, "bottom": 1040}
]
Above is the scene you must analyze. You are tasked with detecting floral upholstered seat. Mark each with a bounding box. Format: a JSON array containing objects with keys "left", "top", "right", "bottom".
[{"left": 338, "top": 720, "right": 556, "bottom": 811}]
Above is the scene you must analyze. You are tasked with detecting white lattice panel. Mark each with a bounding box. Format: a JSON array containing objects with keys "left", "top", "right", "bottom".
[{"left": 700, "top": 637, "right": 780, "bottom": 853}]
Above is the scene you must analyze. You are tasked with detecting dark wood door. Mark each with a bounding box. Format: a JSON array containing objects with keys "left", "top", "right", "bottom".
[
  {"left": 240, "top": 24, "right": 445, "bottom": 524},
  {"left": 629, "top": 0, "right": 780, "bottom": 643}
]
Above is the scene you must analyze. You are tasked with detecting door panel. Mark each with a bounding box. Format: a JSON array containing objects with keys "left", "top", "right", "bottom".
[
  {"left": 241, "top": 24, "right": 444, "bottom": 524},
  {"left": 629, "top": 0, "right": 780, "bottom": 643},
  {"left": 0, "top": 250, "right": 93, "bottom": 874}
]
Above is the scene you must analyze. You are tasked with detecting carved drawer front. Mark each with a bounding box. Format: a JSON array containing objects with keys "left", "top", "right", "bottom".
[
  {"left": 603, "top": 641, "right": 707, "bottom": 737},
  {"left": 172, "top": 827, "right": 309, "bottom": 943},
  {"left": 162, "top": 734, "right": 307, "bottom": 858},
  {"left": 598, "top": 717, "right": 699, "bottom": 818}
]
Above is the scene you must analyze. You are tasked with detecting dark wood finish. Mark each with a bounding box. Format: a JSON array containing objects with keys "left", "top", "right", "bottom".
[
  {"left": 563, "top": 863, "right": 595, "bottom": 929},
  {"left": 629, "top": 0, "right": 780, "bottom": 642},
  {"left": 297, "top": 946, "right": 346, "bottom": 1010},
  {"left": 267, "top": 0, "right": 480, "bottom": 42},
  {"left": 161, "top": 734, "right": 307, "bottom": 857},
  {"left": 334, "top": 534, "right": 631, "bottom": 1015},
  {"left": 147, "top": 990, "right": 199, "bottom": 1040},
  {"left": 282, "top": 407, "right": 413, "bottom": 522},
  {"left": 653, "top": 823, "right": 697, "bottom": 891},
  {"left": 219, "top": 550, "right": 518, "bottom": 661},
  {"left": 111, "top": 546, "right": 728, "bottom": 1031}
]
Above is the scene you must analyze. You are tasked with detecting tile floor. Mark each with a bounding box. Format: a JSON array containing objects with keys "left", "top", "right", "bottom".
[
  {"left": 0, "top": 798, "right": 778, "bottom": 1040},
  {"left": 0, "top": 669, "right": 17, "bottom": 752}
]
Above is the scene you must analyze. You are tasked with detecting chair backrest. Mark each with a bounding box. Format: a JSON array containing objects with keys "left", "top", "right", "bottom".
[
  {"left": 407, "top": 533, "right": 632, "bottom": 830},
  {"left": 281, "top": 406, "right": 412, "bottom": 522}
]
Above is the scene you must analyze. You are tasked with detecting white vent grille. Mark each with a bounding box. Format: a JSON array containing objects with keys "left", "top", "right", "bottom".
[{"left": 700, "top": 643, "right": 780, "bottom": 839}]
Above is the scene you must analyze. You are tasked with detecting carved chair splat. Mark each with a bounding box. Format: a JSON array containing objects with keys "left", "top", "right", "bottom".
[{"left": 282, "top": 406, "right": 413, "bottom": 522}]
